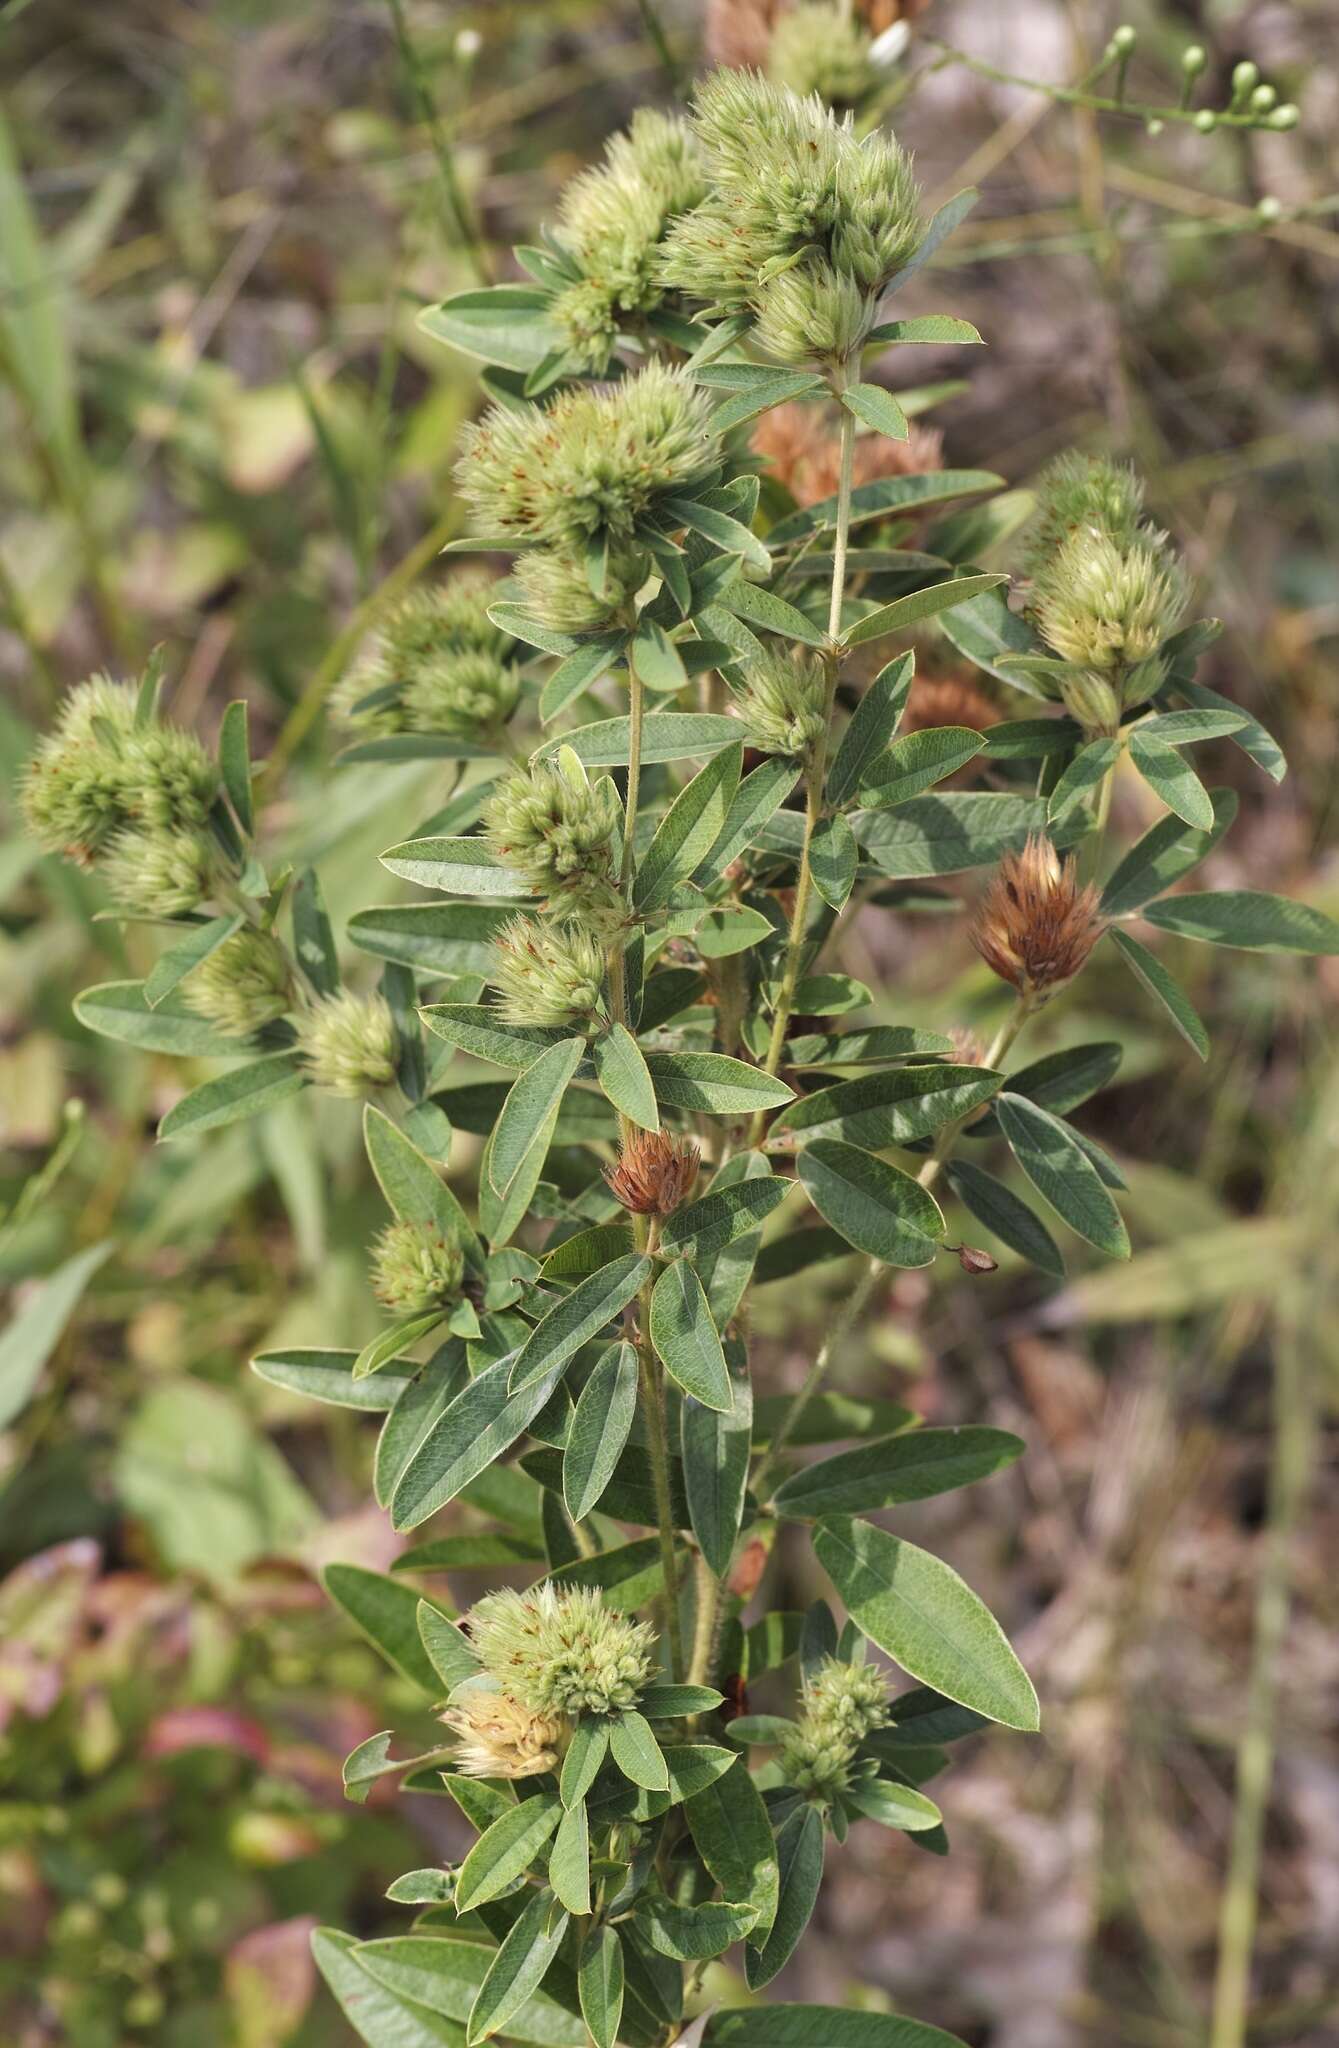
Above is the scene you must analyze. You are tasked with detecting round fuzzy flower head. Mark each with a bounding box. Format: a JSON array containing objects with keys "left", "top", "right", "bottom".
[
  {"left": 370, "top": 1219, "right": 464, "bottom": 1315},
  {"left": 971, "top": 835, "right": 1104, "bottom": 1001},
  {"left": 1022, "top": 452, "right": 1147, "bottom": 580},
  {"left": 484, "top": 757, "right": 622, "bottom": 919},
  {"left": 337, "top": 578, "right": 513, "bottom": 737},
  {"left": 768, "top": 3, "right": 879, "bottom": 107},
  {"left": 779, "top": 1653, "right": 890, "bottom": 1802},
  {"left": 402, "top": 650, "right": 519, "bottom": 739},
  {"left": 297, "top": 990, "right": 397, "bottom": 1097},
  {"left": 490, "top": 916, "right": 606, "bottom": 1030},
  {"left": 184, "top": 929, "right": 291, "bottom": 1038},
  {"left": 467, "top": 1582, "right": 657, "bottom": 1719},
  {"left": 441, "top": 1685, "right": 572, "bottom": 1781},
  {"left": 603, "top": 1128, "right": 701, "bottom": 1216},
  {"left": 101, "top": 828, "right": 214, "bottom": 920},
  {"left": 456, "top": 364, "right": 720, "bottom": 554},
  {"left": 513, "top": 545, "right": 649, "bottom": 635},
  {"left": 21, "top": 674, "right": 216, "bottom": 864},
  {"left": 731, "top": 646, "right": 828, "bottom": 758},
  {"left": 1034, "top": 528, "right": 1187, "bottom": 694}
]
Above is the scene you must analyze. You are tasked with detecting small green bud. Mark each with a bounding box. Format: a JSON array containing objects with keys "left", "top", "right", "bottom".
[
  {"left": 20, "top": 674, "right": 216, "bottom": 863},
  {"left": 1057, "top": 668, "right": 1123, "bottom": 736},
  {"left": 1145, "top": 118, "right": 1165, "bottom": 136},
  {"left": 127, "top": 725, "right": 218, "bottom": 836},
  {"left": 101, "top": 827, "right": 214, "bottom": 919},
  {"left": 1181, "top": 44, "right": 1207, "bottom": 76},
  {"left": 513, "top": 545, "right": 647, "bottom": 633},
  {"left": 1250, "top": 84, "right": 1277, "bottom": 114},
  {"left": 779, "top": 1655, "right": 890, "bottom": 1803},
  {"left": 753, "top": 258, "right": 873, "bottom": 366},
  {"left": 490, "top": 915, "right": 607, "bottom": 1029},
  {"left": 484, "top": 758, "right": 622, "bottom": 918},
  {"left": 370, "top": 1218, "right": 464, "bottom": 1314},
  {"left": 555, "top": 110, "right": 706, "bottom": 365},
  {"left": 1194, "top": 109, "right": 1218, "bottom": 133},
  {"left": 1256, "top": 194, "right": 1283, "bottom": 224},
  {"left": 1112, "top": 25, "right": 1137, "bottom": 55},
  {"left": 767, "top": 3, "right": 879, "bottom": 108},
  {"left": 467, "top": 1582, "right": 657, "bottom": 1717},
  {"left": 1267, "top": 104, "right": 1299, "bottom": 130},
  {"left": 731, "top": 646, "right": 828, "bottom": 758},
  {"left": 297, "top": 990, "right": 398, "bottom": 1097},
  {"left": 184, "top": 929, "right": 291, "bottom": 1037},
  {"left": 1231, "top": 61, "right": 1259, "bottom": 100}
]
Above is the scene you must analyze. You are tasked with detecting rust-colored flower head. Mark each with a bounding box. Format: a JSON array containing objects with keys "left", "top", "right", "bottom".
[
  {"left": 971, "top": 836, "right": 1104, "bottom": 1000},
  {"left": 903, "top": 673, "right": 1001, "bottom": 737},
  {"left": 603, "top": 1129, "right": 701, "bottom": 1216},
  {"left": 752, "top": 399, "right": 943, "bottom": 509}
]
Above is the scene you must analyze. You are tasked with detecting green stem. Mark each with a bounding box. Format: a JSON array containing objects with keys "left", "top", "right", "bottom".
[
  {"left": 636, "top": 1227, "right": 685, "bottom": 1682},
  {"left": 386, "top": 0, "right": 491, "bottom": 283},
  {"left": 633, "top": 0, "right": 683, "bottom": 94},
  {"left": 1078, "top": 756, "right": 1118, "bottom": 886},
  {"left": 687, "top": 1548, "right": 719, "bottom": 1691},
  {"left": 747, "top": 382, "right": 857, "bottom": 1145}
]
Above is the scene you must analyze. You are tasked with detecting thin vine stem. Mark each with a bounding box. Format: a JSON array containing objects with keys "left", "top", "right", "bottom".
[{"left": 921, "top": 35, "right": 1284, "bottom": 132}]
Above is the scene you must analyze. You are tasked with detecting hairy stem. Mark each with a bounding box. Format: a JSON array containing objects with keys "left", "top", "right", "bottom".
[
  {"left": 621, "top": 656, "right": 645, "bottom": 895},
  {"left": 748, "top": 385, "right": 857, "bottom": 1144}
]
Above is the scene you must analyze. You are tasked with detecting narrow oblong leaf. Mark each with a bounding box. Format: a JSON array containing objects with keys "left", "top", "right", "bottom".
[
  {"left": 218, "top": 699, "right": 254, "bottom": 834},
  {"left": 658, "top": 1177, "right": 787, "bottom": 1263},
  {"left": 682, "top": 1343, "right": 752, "bottom": 1578},
  {"left": 609, "top": 1710, "right": 669, "bottom": 1791},
  {"left": 856, "top": 792, "right": 1051, "bottom": 878},
  {"left": 635, "top": 742, "right": 743, "bottom": 911},
  {"left": 560, "top": 1719, "right": 611, "bottom": 1808},
  {"left": 533, "top": 712, "right": 743, "bottom": 768},
  {"left": 772, "top": 1064, "right": 1001, "bottom": 1149},
  {"left": 391, "top": 1354, "right": 566, "bottom": 1531},
  {"left": 322, "top": 1565, "right": 449, "bottom": 1696},
  {"left": 722, "top": 578, "right": 829, "bottom": 649},
  {"left": 645, "top": 1050, "right": 794, "bottom": 1116},
  {"left": 1129, "top": 732, "right": 1214, "bottom": 829},
  {"left": 841, "top": 381, "right": 909, "bottom": 441},
  {"left": 1107, "top": 927, "right": 1209, "bottom": 1058},
  {"left": 685, "top": 1755, "right": 780, "bottom": 1943},
  {"left": 1046, "top": 735, "right": 1121, "bottom": 825},
  {"left": 508, "top": 1253, "right": 652, "bottom": 1394},
  {"left": 379, "top": 836, "right": 531, "bottom": 897},
  {"left": 1142, "top": 890, "right": 1339, "bottom": 955},
  {"left": 808, "top": 812, "right": 859, "bottom": 910},
  {"left": 454, "top": 1793, "right": 563, "bottom": 1913},
  {"left": 827, "top": 651, "right": 914, "bottom": 807},
  {"left": 798, "top": 1139, "right": 945, "bottom": 1267},
  {"left": 158, "top": 1053, "right": 305, "bottom": 1140},
  {"left": 744, "top": 1803, "right": 824, "bottom": 1990},
  {"left": 692, "top": 756, "right": 801, "bottom": 882},
  {"left": 773, "top": 1426, "right": 1025, "bottom": 1519},
  {"left": 859, "top": 726, "right": 984, "bottom": 809},
  {"left": 467, "top": 1888, "right": 568, "bottom": 2044},
  {"left": 1100, "top": 787, "right": 1236, "bottom": 915},
  {"left": 563, "top": 1341, "right": 639, "bottom": 1522},
  {"left": 945, "top": 1160, "right": 1065, "bottom": 1279},
  {"left": 844, "top": 574, "right": 1006, "bottom": 650},
  {"left": 649, "top": 1260, "right": 733, "bottom": 1412},
  {"left": 577, "top": 1926, "right": 623, "bottom": 2048},
  {"left": 994, "top": 1094, "right": 1129, "bottom": 1258},
  {"left": 707, "top": 2007, "right": 967, "bottom": 2048},
  {"left": 489, "top": 1038, "right": 585, "bottom": 1194},
  {"left": 591, "top": 1023, "right": 659, "bottom": 1133}
]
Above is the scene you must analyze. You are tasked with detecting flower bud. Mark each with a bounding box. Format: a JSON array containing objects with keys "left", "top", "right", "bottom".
[
  {"left": 484, "top": 758, "right": 622, "bottom": 917},
  {"left": 21, "top": 674, "right": 217, "bottom": 864},
  {"left": 184, "top": 929, "right": 292, "bottom": 1037},
  {"left": 603, "top": 1128, "right": 701, "bottom": 1216},
  {"left": 297, "top": 990, "right": 398, "bottom": 1097},
  {"left": 971, "top": 835, "right": 1104, "bottom": 1000},
  {"left": 779, "top": 1654, "right": 890, "bottom": 1801},
  {"left": 131, "top": 726, "right": 217, "bottom": 835},
  {"left": 403, "top": 650, "right": 520, "bottom": 738},
  {"left": 767, "top": 4, "right": 879, "bottom": 107},
  {"left": 1181, "top": 44, "right": 1207, "bottom": 77},
  {"left": 336, "top": 578, "right": 513, "bottom": 737},
  {"left": 370, "top": 1218, "right": 465, "bottom": 1314},
  {"left": 754, "top": 258, "right": 873, "bottom": 365},
  {"left": 513, "top": 544, "right": 648, "bottom": 634},
  {"left": 1035, "top": 528, "right": 1186, "bottom": 681},
  {"left": 467, "top": 1582, "right": 657, "bottom": 1717},
  {"left": 457, "top": 364, "right": 720, "bottom": 552},
  {"left": 731, "top": 646, "right": 828, "bottom": 757},
  {"left": 490, "top": 915, "right": 606, "bottom": 1029},
  {"left": 441, "top": 1686, "right": 572, "bottom": 1780},
  {"left": 101, "top": 827, "right": 214, "bottom": 919}
]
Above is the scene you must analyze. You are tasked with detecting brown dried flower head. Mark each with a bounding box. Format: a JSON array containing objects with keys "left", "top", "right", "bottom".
[
  {"left": 440, "top": 1688, "right": 571, "bottom": 1780},
  {"left": 971, "top": 835, "right": 1104, "bottom": 999},
  {"left": 903, "top": 674, "right": 1001, "bottom": 736},
  {"left": 603, "top": 1129, "right": 701, "bottom": 1216},
  {"left": 752, "top": 400, "right": 942, "bottom": 509}
]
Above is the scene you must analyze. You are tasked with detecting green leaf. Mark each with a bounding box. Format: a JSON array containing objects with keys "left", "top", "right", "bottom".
[
  {"left": 348, "top": 902, "right": 508, "bottom": 976},
  {"left": 490, "top": 1039, "right": 586, "bottom": 1194},
  {"left": 814, "top": 1515, "right": 1039, "bottom": 1731},
  {"left": 640, "top": 1684, "right": 723, "bottom": 1717},
  {"left": 353, "top": 1934, "right": 587, "bottom": 2044},
  {"left": 391, "top": 1355, "right": 567, "bottom": 1531},
  {"left": 393, "top": 1532, "right": 544, "bottom": 1570},
  {"left": 721, "top": 579, "right": 829, "bottom": 649},
  {"left": 418, "top": 1602, "right": 479, "bottom": 1690},
  {"left": 994, "top": 1094, "right": 1129, "bottom": 1257},
  {"left": 533, "top": 713, "right": 742, "bottom": 768},
  {"left": 659, "top": 1177, "right": 787, "bottom": 1262},
  {"left": 685, "top": 1755, "right": 780, "bottom": 1942},
  {"left": 421, "top": 1005, "right": 578, "bottom": 1072},
  {"left": 251, "top": 1346, "right": 413, "bottom": 1411},
  {"left": 1142, "top": 890, "right": 1339, "bottom": 955},
  {"left": 312, "top": 1928, "right": 465, "bottom": 2048},
  {"left": 1046, "top": 735, "right": 1121, "bottom": 825},
  {"left": 944, "top": 1162, "right": 1065, "bottom": 1279},
  {"left": 455, "top": 1794, "right": 563, "bottom": 1914},
  {"left": 522, "top": 1445, "right": 689, "bottom": 1531},
  {"left": 635, "top": 742, "right": 743, "bottom": 911},
  {"left": 539, "top": 1222, "right": 634, "bottom": 1281},
  {"left": 543, "top": 1797, "right": 589, "bottom": 1918},
  {"left": 322, "top": 1564, "right": 450, "bottom": 1695},
  {"left": 1134, "top": 708, "right": 1246, "bottom": 745},
  {"left": 846, "top": 1778, "right": 942, "bottom": 1832},
  {"left": 1128, "top": 732, "right": 1214, "bottom": 828},
  {"left": 826, "top": 653, "right": 914, "bottom": 806},
  {"left": 783, "top": 1025, "right": 953, "bottom": 1068},
  {"left": 935, "top": 583, "right": 1051, "bottom": 688},
  {"left": 884, "top": 185, "right": 979, "bottom": 290},
  {"left": 774, "top": 1426, "right": 1023, "bottom": 1518},
  {"left": 142, "top": 913, "right": 242, "bottom": 1010},
  {"left": 468, "top": 1888, "right": 568, "bottom": 2044},
  {"left": 682, "top": 1343, "right": 752, "bottom": 1578},
  {"left": 769, "top": 468, "right": 1002, "bottom": 549},
  {"left": 841, "top": 381, "right": 909, "bottom": 441},
  {"left": 644, "top": 1050, "right": 793, "bottom": 1116},
  {"left": 365, "top": 1104, "right": 480, "bottom": 1262},
  {"left": 158, "top": 1053, "right": 305, "bottom": 1140},
  {"left": 380, "top": 836, "right": 530, "bottom": 898},
  {"left": 707, "top": 2006, "right": 967, "bottom": 2048},
  {"left": 509, "top": 1253, "right": 652, "bottom": 1394},
  {"left": 72, "top": 980, "right": 244, "bottom": 1058},
  {"left": 866, "top": 314, "right": 983, "bottom": 346},
  {"left": 218, "top": 700, "right": 253, "bottom": 834},
  {"left": 859, "top": 726, "right": 984, "bottom": 808},
  {"left": 563, "top": 1341, "right": 639, "bottom": 1522},
  {"left": 560, "top": 1721, "right": 610, "bottom": 1810},
  {"left": 982, "top": 715, "right": 1082, "bottom": 760},
  {"left": 696, "top": 905, "right": 776, "bottom": 956},
  {"left": 706, "top": 369, "right": 826, "bottom": 433},
  {"left": 650, "top": 1260, "right": 733, "bottom": 1412},
  {"left": 610, "top": 1711, "right": 669, "bottom": 1791},
  {"left": 290, "top": 867, "right": 340, "bottom": 995},
  {"left": 1100, "top": 788, "right": 1236, "bottom": 915},
  {"left": 752, "top": 1391, "right": 917, "bottom": 1448},
  {"left": 1107, "top": 928, "right": 1209, "bottom": 1058},
  {"left": 637, "top": 1891, "right": 756, "bottom": 1961},
  {"left": 808, "top": 812, "right": 858, "bottom": 910},
  {"left": 844, "top": 574, "right": 1007, "bottom": 650},
  {"left": 577, "top": 1926, "right": 623, "bottom": 2048},
  {"left": 697, "top": 1152, "right": 777, "bottom": 1325},
  {"left": 541, "top": 635, "right": 626, "bottom": 722},
  {"left": 744, "top": 1803, "right": 824, "bottom": 1990},
  {"left": 0, "top": 1242, "right": 112, "bottom": 1432},
  {"left": 352, "top": 1309, "right": 444, "bottom": 1384},
  {"left": 631, "top": 618, "right": 688, "bottom": 693},
  {"left": 969, "top": 1041, "right": 1120, "bottom": 1133},
  {"left": 692, "top": 756, "right": 801, "bottom": 883},
  {"left": 772, "top": 1064, "right": 1001, "bottom": 1150},
  {"left": 798, "top": 1140, "right": 945, "bottom": 1267},
  {"left": 1178, "top": 676, "right": 1285, "bottom": 783},
  {"left": 663, "top": 494, "right": 770, "bottom": 573},
  {"left": 418, "top": 284, "right": 565, "bottom": 371},
  {"left": 856, "top": 793, "right": 1051, "bottom": 878}
]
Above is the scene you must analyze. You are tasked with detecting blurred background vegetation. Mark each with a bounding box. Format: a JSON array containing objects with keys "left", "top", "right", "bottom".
[{"left": 1, "top": 2, "right": 1337, "bottom": 2043}]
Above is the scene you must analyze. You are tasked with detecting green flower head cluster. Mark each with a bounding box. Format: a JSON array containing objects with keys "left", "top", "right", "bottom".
[
  {"left": 21, "top": 674, "right": 219, "bottom": 915},
  {"left": 553, "top": 109, "right": 707, "bottom": 372},
  {"left": 731, "top": 646, "right": 828, "bottom": 758},
  {"left": 768, "top": 3, "right": 880, "bottom": 108},
  {"left": 333, "top": 578, "right": 518, "bottom": 741},
  {"left": 184, "top": 929, "right": 291, "bottom": 1038},
  {"left": 779, "top": 1654, "right": 890, "bottom": 1802},
  {"left": 467, "top": 1581, "right": 657, "bottom": 1718},
  {"left": 484, "top": 755, "right": 622, "bottom": 920},
  {"left": 296, "top": 990, "right": 398, "bottom": 1098},
  {"left": 457, "top": 364, "right": 719, "bottom": 636},
  {"left": 490, "top": 914, "right": 607, "bottom": 1030},
  {"left": 656, "top": 70, "right": 922, "bottom": 365},
  {"left": 1026, "top": 454, "right": 1188, "bottom": 716},
  {"left": 370, "top": 1218, "right": 465, "bottom": 1315}
]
